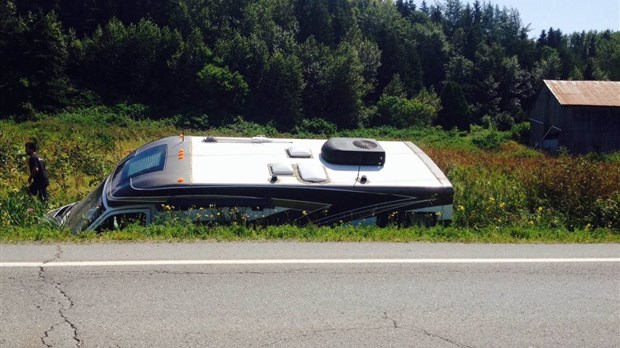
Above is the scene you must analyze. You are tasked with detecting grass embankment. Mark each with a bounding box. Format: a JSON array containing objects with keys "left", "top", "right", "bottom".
[
  {"left": 1, "top": 106, "right": 619, "bottom": 243},
  {"left": 2, "top": 225, "right": 618, "bottom": 244}
]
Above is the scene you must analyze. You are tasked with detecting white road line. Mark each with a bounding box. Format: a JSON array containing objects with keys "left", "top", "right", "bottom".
[{"left": 0, "top": 258, "right": 619, "bottom": 268}]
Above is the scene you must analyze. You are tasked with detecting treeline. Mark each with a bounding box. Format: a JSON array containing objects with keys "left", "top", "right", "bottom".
[{"left": 1, "top": 0, "right": 619, "bottom": 131}]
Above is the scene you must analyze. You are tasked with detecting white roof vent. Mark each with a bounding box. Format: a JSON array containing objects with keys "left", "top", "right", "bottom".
[
  {"left": 269, "top": 163, "right": 294, "bottom": 176},
  {"left": 297, "top": 162, "right": 327, "bottom": 183},
  {"left": 287, "top": 146, "right": 312, "bottom": 158}
]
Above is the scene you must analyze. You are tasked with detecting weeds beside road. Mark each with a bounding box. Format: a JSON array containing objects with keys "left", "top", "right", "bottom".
[{"left": 2, "top": 224, "right": 618, "bottom": 244}]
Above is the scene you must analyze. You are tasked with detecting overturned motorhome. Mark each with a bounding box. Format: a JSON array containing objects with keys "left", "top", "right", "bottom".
[{"left": 49, "top": 136, "right": 454, "bottom": 233}]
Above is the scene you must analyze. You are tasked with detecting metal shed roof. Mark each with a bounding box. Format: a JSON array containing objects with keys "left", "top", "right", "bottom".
[{"left": 544, "top": 80, "right": 620, "bottom": 107}]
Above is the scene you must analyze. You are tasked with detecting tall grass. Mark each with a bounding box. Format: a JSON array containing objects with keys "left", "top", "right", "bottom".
[
  {"left": 427, "top": 143, "right": 620, "bottom": 231},
  {"left": 0, "top": 189, "right": 53, "bottom": 228},
  {"left": 2, "top": 223, "right": 618, "bottom": 243}
]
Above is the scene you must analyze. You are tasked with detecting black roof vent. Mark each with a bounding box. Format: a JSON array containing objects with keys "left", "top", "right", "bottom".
[
  {"left": 321, "top": 138, "right": 385, "bottom": 166},
  {"left": 353, "top": 139, "right": 378, "bottom": 149}
]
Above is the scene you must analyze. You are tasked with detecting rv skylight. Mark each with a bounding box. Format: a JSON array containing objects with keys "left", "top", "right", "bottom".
[
  {"left": 287, "top": 146, "right": 312, "bottom": 158},
  {"left": 297, "top": 162, "right": 327, "bottom": 183},
  {"left": 270, "top": 163, "right": 294, "bottom": 176},
  {"left": 121, "top": 144, "right": 167, "bottom": 179}
]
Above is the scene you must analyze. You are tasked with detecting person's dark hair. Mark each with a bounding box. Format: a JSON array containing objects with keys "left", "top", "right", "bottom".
[{"left": 25, "top": 141, "right": 37, "bottom": 151}]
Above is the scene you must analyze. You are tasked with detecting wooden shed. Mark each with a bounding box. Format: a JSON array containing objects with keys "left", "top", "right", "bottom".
[{"left": 529, "top": 80, "right": 620, "bottom": 154}]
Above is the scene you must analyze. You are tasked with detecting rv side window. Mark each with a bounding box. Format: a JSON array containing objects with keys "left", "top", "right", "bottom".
[{"left": 96, "top": 212, "right": 147, "bottom": 232}]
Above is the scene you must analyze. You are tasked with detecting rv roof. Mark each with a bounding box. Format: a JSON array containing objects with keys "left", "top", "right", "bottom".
[
  {"left": 187, "top": 136, "right": 443, "bottom": 187},
  {"left": 110, "top": 136, "right": 450, "bottom": 199}
]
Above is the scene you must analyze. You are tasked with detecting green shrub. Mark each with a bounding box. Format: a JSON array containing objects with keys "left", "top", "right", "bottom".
[
  {"left": 471, "top": 128, "right": 508, "bottom": 149},
  {"left": 510, "top": 122, "right": 530, "bottom": 144},
  {"left": 112, "top": 103, "right": 150, "bottom": 119},
  {"left": 294, "top": 118, "right": 338, "bottom": 137},
  {"left": 218, "top": 116, "right": 278, "bottom": 137},
  {"left": 490, "top": 111, "right": 515, "bottom": 131},
  {"left": 174, "top": 113, "right": 210, "bottom": 130},
  {"left": 376, "top": 95, "right": 437, "bottom": 128},
  {"left": 590, "top": 196, "right": 620, "bottom": 231}
]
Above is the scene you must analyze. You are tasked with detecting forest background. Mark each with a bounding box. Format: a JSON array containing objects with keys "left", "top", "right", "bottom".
[
  {"left": 0, "top": 0, "right": 619, "bottom": 241},
  {"left": 2, "top": 0, "right": 619, "bottom": 129}
]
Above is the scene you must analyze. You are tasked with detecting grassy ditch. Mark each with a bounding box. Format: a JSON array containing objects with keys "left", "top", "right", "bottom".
[
  {"left": 1, "top": 107, "right": 619, "bottom": 243},
  {"left": 2, "top": 224, "right": 619, "bottom": 244}
]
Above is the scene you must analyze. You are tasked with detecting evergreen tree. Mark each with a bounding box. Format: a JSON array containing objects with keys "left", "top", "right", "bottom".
[
  {"left": 396, "top": 0, "right": 414, "bottom": 18},
  {"left": 535, "top": 47, "right": 563, "bottom": 80},
  {"left": 537, "top": 30, "right": 548, "bottom": 47},
  {"left": 326, "top": 41, "right": 366, "bottom": 128},
  {"left": 429, "top": 5, "right": 443, "bottom": 23},
  {"left": 297, "top": 37, "right": 332, "bottom": 122},
  {"left": 413, "top": 22, "right": 448, "bottom": 89},
  {"left": 0, "top": 0, "right": 27, "bottom": 117},
  {"left": 254, "top": 51, "right": 304, "bottom": 130},
  {"left": 420, "top": 1, "right": 430, "bottom": 16},
  {"left": 0, "top": 5, "right": 70, "bottom": 117},
  {"left": 26, "top": 11, "right": 70, "bottom": 112},
  {"left": 443, "top": 0, "right": 463, "bottom": 37},
  {"left": 295, "top": 0, "right": 334, "bottom": 45},
  {"left": 437, "top": 81, "right": 471, "bottom": 130},
  {"left": 596, "top": 31, "right": 620, "bottom": 80},
  {"left": 463, "top": 1, "right": 482, "bottom": 60}
]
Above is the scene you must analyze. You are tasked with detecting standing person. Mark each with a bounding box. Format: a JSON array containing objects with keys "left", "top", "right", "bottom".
[{"left": 25, "top": 141, "right": 49, "bottom": 201}]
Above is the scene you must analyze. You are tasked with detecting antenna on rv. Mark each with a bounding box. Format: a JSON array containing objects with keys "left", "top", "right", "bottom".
[{"left": 354, "top": 166, "right": 362, "bottom": 185}]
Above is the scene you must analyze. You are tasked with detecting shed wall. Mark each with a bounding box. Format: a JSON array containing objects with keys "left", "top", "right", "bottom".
[
  {"left": 529, "top": 88, "right": 562, "bottom": 148},
  {"left": 559, "top": 106, "right": 620, "bottom": 154},
  {"left": 530, "top": 85, "right": 620, "bottom": 154}
]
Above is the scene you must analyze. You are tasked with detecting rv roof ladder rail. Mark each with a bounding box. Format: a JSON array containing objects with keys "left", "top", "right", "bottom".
[{"left": 202, "top": 136, "right": 293, "bottom": 144}]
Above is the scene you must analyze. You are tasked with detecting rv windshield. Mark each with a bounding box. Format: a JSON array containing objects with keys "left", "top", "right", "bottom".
[{"left": 63, "top": 179, "right": 107, "bottom": 233}]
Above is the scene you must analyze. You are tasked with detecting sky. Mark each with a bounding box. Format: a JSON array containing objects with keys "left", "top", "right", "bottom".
[{"left": 462, "top": 0, "right": 620, "bottom": 37}]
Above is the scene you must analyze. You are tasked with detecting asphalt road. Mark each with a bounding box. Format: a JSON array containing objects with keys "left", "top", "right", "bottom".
[{"left": 1, "top": 243, "right": 619, "bottom": 348}]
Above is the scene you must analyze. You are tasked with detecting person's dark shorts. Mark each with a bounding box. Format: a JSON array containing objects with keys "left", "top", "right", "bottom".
[{"left": 29, "top": 181, "right": 49, "bottom": 201}]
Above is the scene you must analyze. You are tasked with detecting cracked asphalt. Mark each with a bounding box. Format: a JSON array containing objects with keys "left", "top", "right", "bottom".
[
  {"left": 38, "top": 246, "right": 81, "bottom": 348},
  {"left": 1, "top": 243, "right": 619, "bottom": 347}
]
